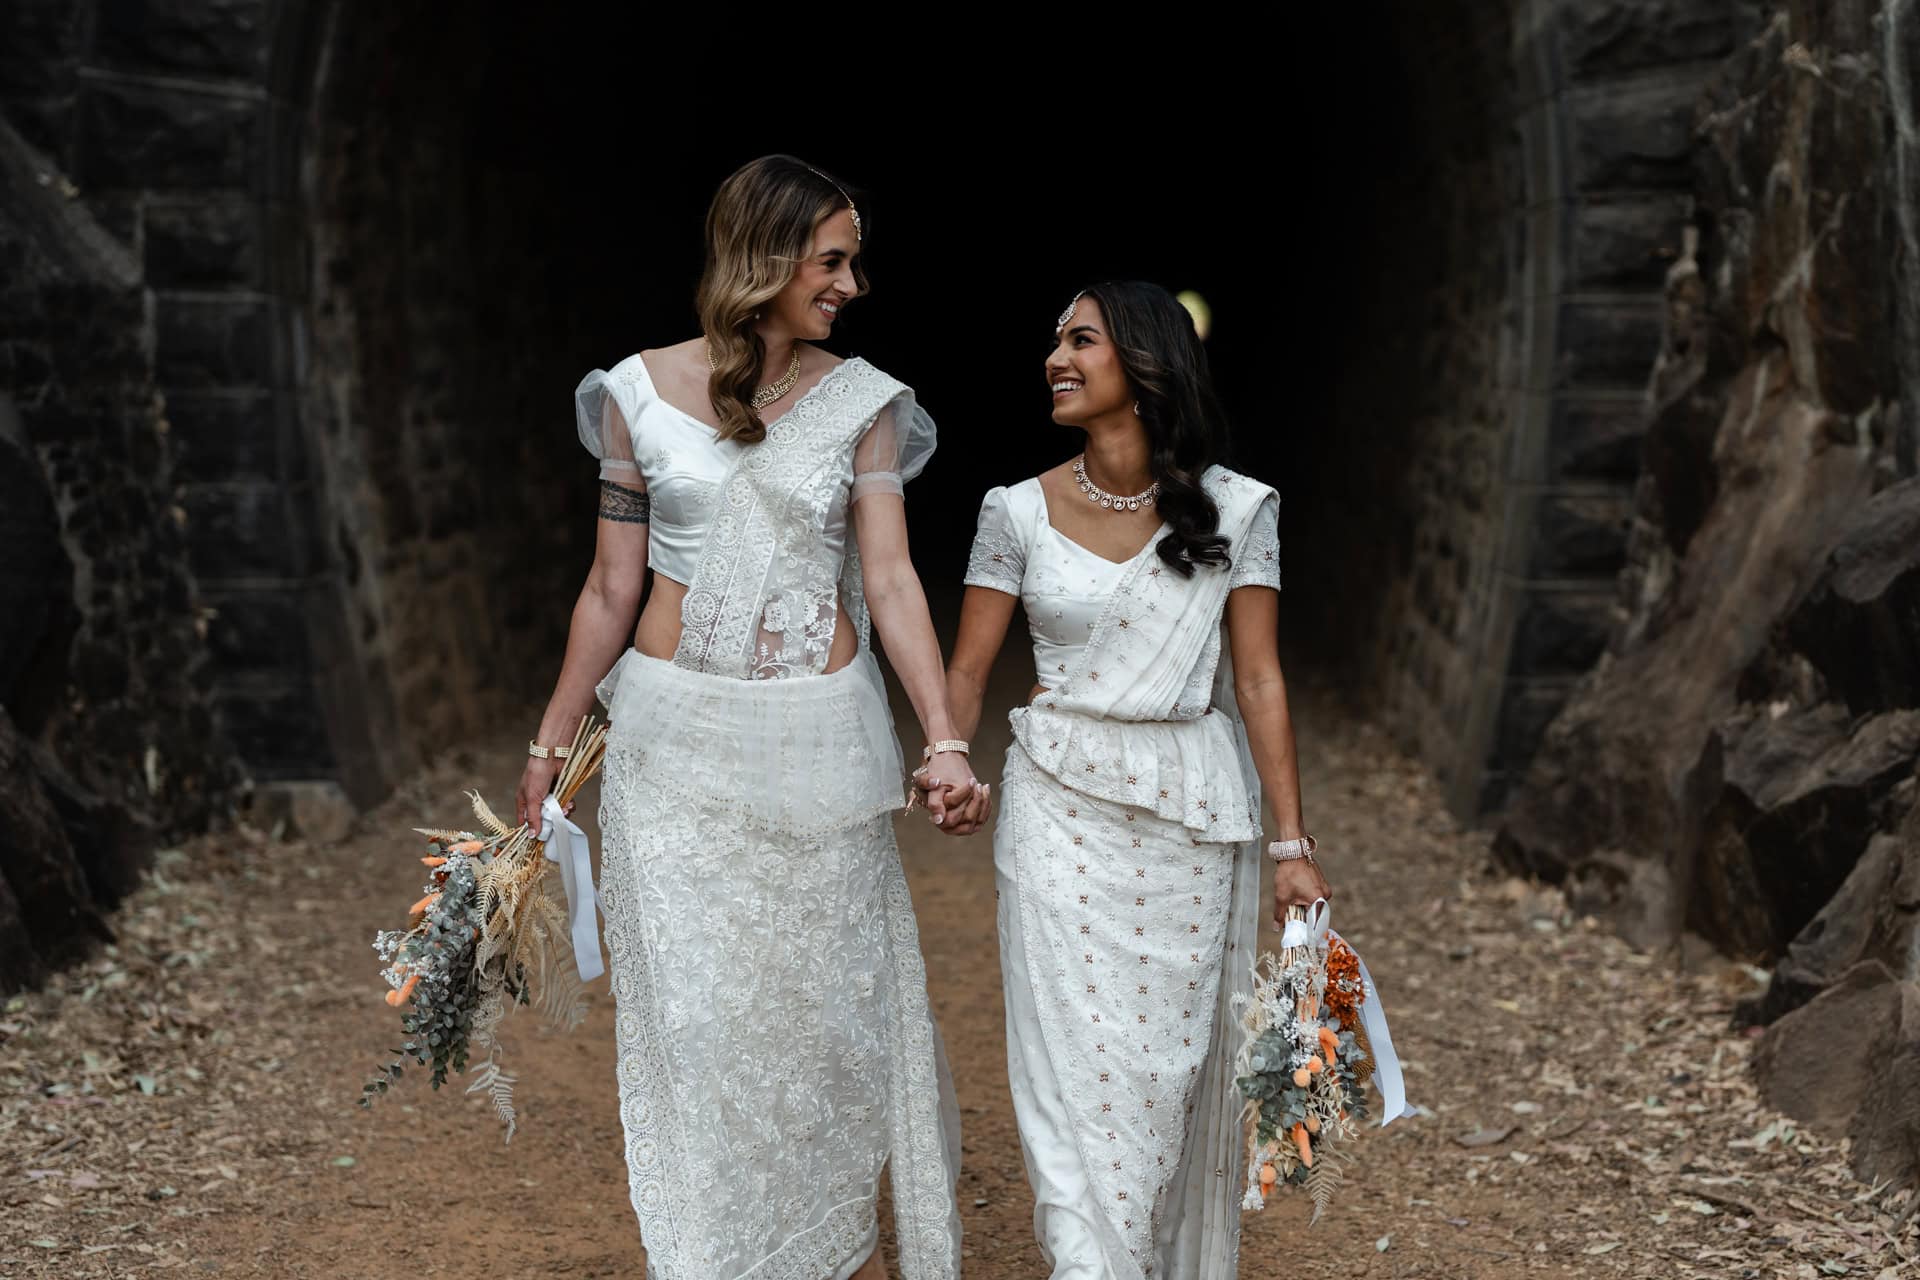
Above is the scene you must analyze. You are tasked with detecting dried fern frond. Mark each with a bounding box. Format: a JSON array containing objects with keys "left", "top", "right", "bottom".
[
  {"left": 413, "top": 827, "right": 477, "bottom": 844},
  {"left": 531, "top": 918, "right": 589, "bottom": 1033},
  {"left": 468, "top": 790, "right": 513, "bottom": 837},
  {"left": 466, "top": 1052, "right": 518, "bottom": 1143},
  {"left": 1307, "top": 1146, "right": 1350, "bottom": 1225}
]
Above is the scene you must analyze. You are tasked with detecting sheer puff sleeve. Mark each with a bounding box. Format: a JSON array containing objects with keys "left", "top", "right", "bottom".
[
  {"left": 850, "top": 389, "right": 937, "bottom": 503},
  {"left": 575, "top": 361, "right": 643, "bottom": 486},
  {"left": 1227, "top": 491, "right": 1281, "bottom": 591},
  {"left": 964, "top": 485, "right": 1027, "bottom": 596}
]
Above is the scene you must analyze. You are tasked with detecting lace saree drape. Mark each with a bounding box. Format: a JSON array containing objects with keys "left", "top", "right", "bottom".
[{"left": 585, "top": 357, "right": 962, "bottom": 1279}]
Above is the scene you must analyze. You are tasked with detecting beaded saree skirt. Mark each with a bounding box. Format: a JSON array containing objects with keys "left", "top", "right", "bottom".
[
  {"left": 595, "top": 649, "right": 962, "bottom": 1280},
  {"left": 995, "top": 733, "right": 1258, "bottom": 1280}
]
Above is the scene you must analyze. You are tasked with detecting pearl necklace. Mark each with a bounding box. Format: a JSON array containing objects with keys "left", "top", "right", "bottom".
[
  {"left": 706, "top": 341, "right": 801, "bottom": 410},
  {"left": 1073, "top": 455, "right": 1160, "bottom": 512}
]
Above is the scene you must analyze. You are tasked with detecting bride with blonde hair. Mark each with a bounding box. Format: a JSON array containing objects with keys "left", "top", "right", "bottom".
[{"left": 517, "top": 155, "right": 972, "bottom": 1279}]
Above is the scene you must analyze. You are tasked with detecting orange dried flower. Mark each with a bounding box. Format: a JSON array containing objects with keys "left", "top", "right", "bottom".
[{"left": 1324, "top": 937, "right": 1365, "bottom": 1029}]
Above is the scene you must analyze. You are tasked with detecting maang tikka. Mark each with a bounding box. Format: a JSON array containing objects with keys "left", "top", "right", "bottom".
[
  {"left": 1056, "top": 289, "right": 1088, "bottom": 335},
  {"left": 807, "top": 167, "right": 862, "bottom": 242}
]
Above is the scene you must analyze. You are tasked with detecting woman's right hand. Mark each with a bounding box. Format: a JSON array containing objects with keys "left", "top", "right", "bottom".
[
  {"left": 516, "top": 756, "right": 563, "bottom": 831},
  {"left": 1272, "top": 853, "right": 1333, "bottom": 929}
]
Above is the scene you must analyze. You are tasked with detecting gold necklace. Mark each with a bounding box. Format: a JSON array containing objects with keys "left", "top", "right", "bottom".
[
  {"left": 706, "top": 341, "right": 801, "bottom": 410},
  {"left": 1073, "top": 454, "right": 1160, "bottom": 513}
]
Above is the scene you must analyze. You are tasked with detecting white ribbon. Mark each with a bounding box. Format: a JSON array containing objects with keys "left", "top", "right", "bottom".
[
  {"left": 539, "top": 794, "right": 604, "bottom": 982},
  {"left": 1329, "top": 927, "right": 1415, "bottom": 1127},
  {"left": 1279, "top": 897, "right": 1332, "bottom": 952}
]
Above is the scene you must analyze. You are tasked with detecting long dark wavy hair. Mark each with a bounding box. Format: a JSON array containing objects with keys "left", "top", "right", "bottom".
[{"left": 1078, "top": 281, "right": 1232, "bottom": 576}]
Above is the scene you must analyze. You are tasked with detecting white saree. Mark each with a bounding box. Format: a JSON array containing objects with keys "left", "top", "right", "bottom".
[
  {"left": 966, "top": 468, "right": 1281, "bottom": 1279},
  {"left": 583, "top": 357, "right": 964, "bottom": 1279}
]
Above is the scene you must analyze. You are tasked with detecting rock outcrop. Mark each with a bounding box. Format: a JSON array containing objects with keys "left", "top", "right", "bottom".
[{"left": 1497, "top": 3, "right": 1920, "bottom": 1187}]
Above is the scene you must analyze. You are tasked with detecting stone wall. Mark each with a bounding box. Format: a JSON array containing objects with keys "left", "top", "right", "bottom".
[
  {"left": 0, "top": 92, "right": 236, "bottom": 988},
  {"left": 0, "top": 2, "right": 613, "bottom": 991},
  {"left": 1494, "top": 0, "right": 1920, "bottom": 1189},
  {"left": 1345, "top": 0, "right": 1767, "bottom": 816}
]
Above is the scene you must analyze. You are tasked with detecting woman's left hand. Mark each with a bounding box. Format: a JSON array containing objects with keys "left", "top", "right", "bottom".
[
  {"left": 1272, "top": 852, "right": 1332, "bottom": 929},
  {"left": 931, "top": 776, "right": 991, "bottom": 836}
]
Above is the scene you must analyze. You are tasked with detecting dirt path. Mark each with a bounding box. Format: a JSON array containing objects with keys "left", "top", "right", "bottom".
[{"left": 4, "top": 670, "right": 1915, "bottom": 1278}]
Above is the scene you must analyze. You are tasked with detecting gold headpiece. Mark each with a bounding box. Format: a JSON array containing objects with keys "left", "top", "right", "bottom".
[{"left": 808, "top": 167, "right": 862, "bottom": 242}]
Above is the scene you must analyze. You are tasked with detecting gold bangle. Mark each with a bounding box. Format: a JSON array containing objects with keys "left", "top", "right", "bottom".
[
  {"left": 921, "top": 739, "right": 970, "bottom": 761},
  {"left": 527, "top": 740, "right": 573, "bottom": 760}
]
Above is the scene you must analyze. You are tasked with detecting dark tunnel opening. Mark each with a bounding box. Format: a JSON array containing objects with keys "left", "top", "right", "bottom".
[
  {"left": 311, "top": 14, "right": 1438, "bottom": 631},
  {"left": 296, "top": 5, "right": 1532, "bottom": 807}
]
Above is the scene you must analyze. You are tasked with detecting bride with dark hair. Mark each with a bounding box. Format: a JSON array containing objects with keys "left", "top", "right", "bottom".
[
  {"left": 519, "top": 155, "right": 970, "bottom": 1280},
  {"left": 933, "top": 281, "right": 1325, "bottom": 1277}
]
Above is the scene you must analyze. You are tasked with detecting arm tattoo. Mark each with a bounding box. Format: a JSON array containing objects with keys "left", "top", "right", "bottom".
[{"left": 599, "top": 480, "right": 650, "bottom": 524}]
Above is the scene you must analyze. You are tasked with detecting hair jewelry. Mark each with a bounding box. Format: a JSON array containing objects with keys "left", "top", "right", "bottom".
[
  {"left": 1056, "top": 289, "right": 1088, "bottom": 335},
  {"left": 807, "top": 167, "right": 862, "bottom": 241}
]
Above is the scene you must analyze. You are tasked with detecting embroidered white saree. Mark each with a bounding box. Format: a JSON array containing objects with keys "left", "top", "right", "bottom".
[
  {"left": 581, "top": 357, "right": 963, "bottom": 1279},
  {"left": 966, "top": 468, "right": 1281, "bottom": 1279}
]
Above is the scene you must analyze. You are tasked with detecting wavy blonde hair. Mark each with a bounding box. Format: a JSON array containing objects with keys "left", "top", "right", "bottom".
[{"left": 697, "top": 156, "right": 869, "bottom": 442}]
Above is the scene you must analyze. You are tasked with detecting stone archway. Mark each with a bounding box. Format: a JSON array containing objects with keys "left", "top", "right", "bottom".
[{"left": 0, "top": 0, "right": 1763, "bottom": 990}]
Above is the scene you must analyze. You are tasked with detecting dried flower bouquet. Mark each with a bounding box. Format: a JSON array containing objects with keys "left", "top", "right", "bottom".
[{"left": 361, "top": 716, "right": 609, "bottom": 1141}]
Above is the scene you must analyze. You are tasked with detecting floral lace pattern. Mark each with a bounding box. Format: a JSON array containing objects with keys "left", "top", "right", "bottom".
[
  {"left": 963, "top": 486, "right": 1028, "bottom": 595},
  {"left": 591, "top": 349, "right": 963, "bottom": 1278},
  {"left": 1225, "top": 493, "right": 1280, "bottom": 592},
  {"left": 673, "top": 359, "right": 911, "bottom": 681},
  {"left": 596, "top": 648, "right": 905, "bottom": 839},
  {"left": 598, "top": 704, "right": 961, "bottom": 1278}
]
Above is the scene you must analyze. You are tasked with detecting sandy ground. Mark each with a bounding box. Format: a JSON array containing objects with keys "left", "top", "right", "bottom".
[{"left": 4, "top": 657, "right": 1916, "bottom": 1279}]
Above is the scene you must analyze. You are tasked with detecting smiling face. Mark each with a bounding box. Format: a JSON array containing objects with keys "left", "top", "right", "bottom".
[
  {"left": 764, "top": 208, "right": 862, "bottom": 342},
  {"left": 1045, "top": 295, "right": 1133, "bottom": 425}
]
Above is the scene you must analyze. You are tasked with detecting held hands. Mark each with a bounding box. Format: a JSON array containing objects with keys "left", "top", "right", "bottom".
[{"left": 913, "top": 749, "right": 992, "bottom": 835}]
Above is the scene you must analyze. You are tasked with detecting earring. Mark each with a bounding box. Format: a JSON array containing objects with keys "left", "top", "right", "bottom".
[{"left": 1133, "top": 401, "right": 1142, "bottom": 416}]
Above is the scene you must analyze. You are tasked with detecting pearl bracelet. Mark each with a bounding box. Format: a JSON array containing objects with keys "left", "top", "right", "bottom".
[
  {"left": 1266, "top": 835, "right": 1318, "bottom": 863},
  {"left": 921, "top": 739, "right": 970, "bottom": 761},
  {"left": 527, "top": 740, "right": 573, "bottom": 760}
]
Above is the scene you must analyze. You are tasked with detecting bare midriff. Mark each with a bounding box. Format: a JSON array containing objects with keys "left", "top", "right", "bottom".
[{"left": 632, "top": 572, "right": 860, "bottom": 674}]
